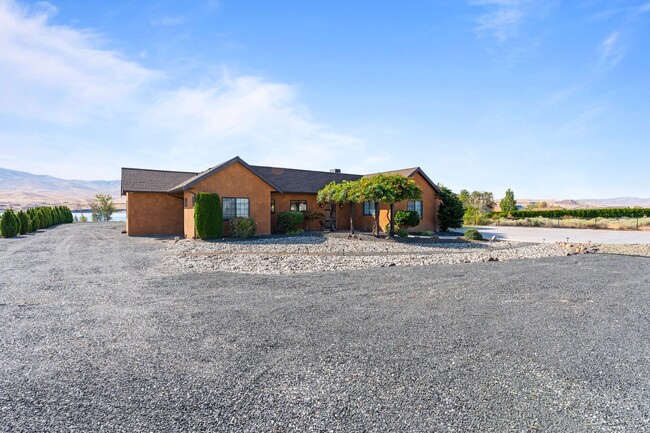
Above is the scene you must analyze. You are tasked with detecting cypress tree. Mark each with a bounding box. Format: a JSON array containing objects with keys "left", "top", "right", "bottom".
[
  {"left": 16, "top": 210, "right": 31, "bottom": 235},
  {"left": 1, "top": 209, "right": 20, "bottom": 238},
  {"left": 194, "top": 193, "right": 223, "bottom": 239}
]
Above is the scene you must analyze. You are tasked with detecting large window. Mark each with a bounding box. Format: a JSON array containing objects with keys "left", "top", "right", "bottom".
[
  {"left": 290, "top": 200, "right": 307, "bottom": 212},
  {"left": 363, "top": 201, "right": 376, "bottom": 216},
  {"left": 407, "top": 200, "right": 423, "bottom": 219},
  {"left": 223, "top": 198, "right": 250, "bottom": 220}
]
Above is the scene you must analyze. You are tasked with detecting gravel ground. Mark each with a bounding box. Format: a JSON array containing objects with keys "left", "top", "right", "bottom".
[
  {"left": 1, "top": 222, "right": 649, "bottom": 432},
  {"left": 166, "top": 233, "right": 568, "bottom": 274}
]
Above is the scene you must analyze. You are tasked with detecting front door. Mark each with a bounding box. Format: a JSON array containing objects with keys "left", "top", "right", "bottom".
[{"left": 325, "top": 203, "right": 336, "bottom": 230}]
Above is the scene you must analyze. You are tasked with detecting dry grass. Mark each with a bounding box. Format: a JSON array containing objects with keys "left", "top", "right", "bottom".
[{"left": 495, "top": 217, "right": 650, "bottom": 231}]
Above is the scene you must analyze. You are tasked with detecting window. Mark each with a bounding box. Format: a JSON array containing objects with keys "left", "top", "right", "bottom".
[
  {"left": 223, "top": 198, "right": 250, "bottom": 220},
  {"left": 290, "top": 200, "right": 307, "bottom": 212},
  {"left": 271, "top": 199, "right": 275, "bottom": 214},
  {"left": 363, "top": 201, "right": 375, "bottom": 216},
  {"left": 407, "top": 200, "right": 423, "bottom": 219}
]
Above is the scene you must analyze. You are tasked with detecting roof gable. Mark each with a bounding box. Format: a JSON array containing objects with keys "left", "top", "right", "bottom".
[
  {"left": 364, "top": 167, "right": 442, "bottom": 194},
  {"left": 168, "top": 156, "right": 284, "bottom": 193}
]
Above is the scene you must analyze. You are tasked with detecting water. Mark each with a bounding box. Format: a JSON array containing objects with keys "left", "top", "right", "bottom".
[{"left": 72, "top": 210, "right": 126, "bottom": 222}]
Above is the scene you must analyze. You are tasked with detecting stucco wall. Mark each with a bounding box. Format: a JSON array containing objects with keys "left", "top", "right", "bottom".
[
  {"left": 270, "top": 192, "right": 326, "bottom": 231},
  {"left": 186, "top": 162, "right": 274, "bottom": 238},
  {"left": 126, "top": 192, "right": 184, "bottom": 236}
]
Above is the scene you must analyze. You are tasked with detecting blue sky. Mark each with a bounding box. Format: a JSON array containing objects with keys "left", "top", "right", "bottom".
[{"left": 0, "top": 0, "right": 649, "bottom": 199}]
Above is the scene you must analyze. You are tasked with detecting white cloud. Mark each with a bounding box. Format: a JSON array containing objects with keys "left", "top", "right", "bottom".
[
  {"left": 600, "top": 31, "right": 624, "bottom": 67},
  {"left": 0, "top": 0, "right": 371, "bottom": 178},
  {"left": 471, "top": 0, "right": 534, "bottom": 41},
  {"left": 151, "top": 16, "right": 187, "bottom": 27}
]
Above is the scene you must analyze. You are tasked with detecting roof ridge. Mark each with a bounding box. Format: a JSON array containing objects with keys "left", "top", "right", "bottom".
[
  {"left": 251, "top": 164, "right": 361, "bottom": 176},
  {"left": 122, "top": 167, "right": 199, "bottom": 175}
]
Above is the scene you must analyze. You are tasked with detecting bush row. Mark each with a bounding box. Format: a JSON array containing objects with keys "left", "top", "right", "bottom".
[
  {"left": 1, "top": 206, "right": 73, "bottom": 238},
  {"left": 488, "top": 208, "right": 650, "bottom": 220}
]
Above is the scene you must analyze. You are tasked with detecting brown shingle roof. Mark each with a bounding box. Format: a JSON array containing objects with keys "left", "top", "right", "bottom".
[
  {"left": 250, "top": 165, "right": 362, "bottom": 194},
  {"left": 364, "top": 167, "right": 442, "bottom": 194},
  {"left": 121, "top": 168, "right": 197, "bottom": 194}
]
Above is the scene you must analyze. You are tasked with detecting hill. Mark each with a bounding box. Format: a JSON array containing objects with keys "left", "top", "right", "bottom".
[
  {"left": 0, "top": 168, "right": 123, "bottom": 210},
  {"left": 516, "top": 197, "right": 650, "bottom": 210}
]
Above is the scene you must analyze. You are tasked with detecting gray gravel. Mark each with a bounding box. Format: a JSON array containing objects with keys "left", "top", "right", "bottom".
[{"left": 1, "top": 222, "right": 649, "bottom": 432}]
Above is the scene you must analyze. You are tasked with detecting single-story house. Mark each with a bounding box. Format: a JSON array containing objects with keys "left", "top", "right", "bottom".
[{"left": 120, "top": 156, "right": 442, "bottom": 237}]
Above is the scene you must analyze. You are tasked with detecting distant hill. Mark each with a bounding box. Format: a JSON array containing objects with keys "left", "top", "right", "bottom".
[
  {"left": 0, "top": 168, "right": 123, "bottom": 210},
  {"left": 517, "top": 197, "right": 650, "bottom": 210}
]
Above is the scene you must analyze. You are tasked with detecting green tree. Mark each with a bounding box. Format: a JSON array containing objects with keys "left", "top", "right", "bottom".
[
  {"left": 194, "top": 193, "right": 223, "bottom": 239},
  {"left": 499, "top": 188, "right": 517, "bottom": 213},
  {"left": 1, "top": 209, "right": 20, "bottom": 238},
  {"left": 90, "top": 194, "right": 117, "bottom": 222},
  {"left": 316, "top": 181, "right": 339, "bottom": 231},
  {"left": 16, "top": 210, "right": 31, "bottom": 235},
  {"left": 460, "top": 191, "right": 495, "bottom": 225},
  {"left": 437, "top": 184, "right": 465, "bottom": 231},
  {"left": 358, "top": 174, "right": 422, "bottom": 237}
]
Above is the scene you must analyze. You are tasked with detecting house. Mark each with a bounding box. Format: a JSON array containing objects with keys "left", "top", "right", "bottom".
[{"left": 120, "top": 156, "right": 442, "bottom": 237}]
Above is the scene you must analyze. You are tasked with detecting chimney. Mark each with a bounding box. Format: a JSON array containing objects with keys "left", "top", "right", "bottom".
[{"left": 329, "top": 168, "right": 341, "bottom": 173}]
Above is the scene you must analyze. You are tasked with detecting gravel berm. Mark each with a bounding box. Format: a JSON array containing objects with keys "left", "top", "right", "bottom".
[{"left": 1, "top": 222, "right": 649, "bottom": 432}]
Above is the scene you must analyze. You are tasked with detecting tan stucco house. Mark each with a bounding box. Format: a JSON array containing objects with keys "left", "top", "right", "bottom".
[{"left": 121, "top": 156, "right": 442, "bottom": 238}]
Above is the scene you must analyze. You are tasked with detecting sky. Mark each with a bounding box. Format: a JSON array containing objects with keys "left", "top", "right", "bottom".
[{"left": 0, "top": 0, "right": 649, "bottom": 199}]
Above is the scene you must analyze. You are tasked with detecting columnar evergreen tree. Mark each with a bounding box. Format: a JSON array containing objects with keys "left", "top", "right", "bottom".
[
  {"left": 194, "top": 193, "right": 223, "bottom": 239},
  {"left": 16, "top": 210, "right": 31, "bottom": 235},
  {"left": 1, "top": 209, "right": 20, "bottom": 238},
  {"left": 499, "top": 188, "right": 517, "bottom": 214}
]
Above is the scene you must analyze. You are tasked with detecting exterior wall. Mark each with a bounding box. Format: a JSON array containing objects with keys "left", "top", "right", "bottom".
[
  {"left": 185, "top": 162, "right": 274, "bottom": 238},
  {"left": 183, "top": 192, "right": 195, "bottom": 239},
  {"left": 342, "top": 172, "right": 441, "bottom": 233},
  {"left": 270, "top": 192, "right": 325, "bottom": 231},
  {"left": 126, "top": 192, "right": 184, "bottom": 236}
]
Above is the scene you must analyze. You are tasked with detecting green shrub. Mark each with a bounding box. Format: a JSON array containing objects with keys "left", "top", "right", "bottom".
[
  {"left": 277, "top": 211, "right": 304, "bottom": 233},
  {"left": 30, "top": 213, "right": 39, "bottom": 231},
  {"left": 194, "top": 193, "right": 224, "bottom": 239},
  {"left": 417, "top": 230, "right": 434, "bottom": 236},
  {"left": 394, "top": 210, "right": 420, "bottom": 229},
  {"left": 437, "top": 184, "right": 465, "bottom": 231},
  {"left": 1, "top": 209, "right": 20, "bottom": 238},
  {"left": 37, "top": 210, "right": 46, "bottom": 229},
  {"left": 230, "top": 217, "right": 256, "bottom": 239},
  {"left": 396, "top": 228, "right": 409, "bottom": 238},
  {"left": 464, "top": 229, "right": 483, "bottom": 240},
  {"left": 287, "top": 228, "right": 305, "bottom": 235},
  {"left": 16, "top": 211, "right": 31, "bottom": 235}
]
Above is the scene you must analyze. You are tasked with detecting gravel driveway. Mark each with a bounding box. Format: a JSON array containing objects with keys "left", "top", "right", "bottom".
[{"left": 1, "top": 222, "right": 649, "bottom": 432}]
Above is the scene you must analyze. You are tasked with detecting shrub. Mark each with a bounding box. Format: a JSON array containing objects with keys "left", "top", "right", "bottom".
[
  {"left": 194, "top": 193, "right": 223, "bottom": 239},
  {"left": 394, "top": 210, "right": 420, "bottom": 229},
  {"left": 396, "top": 228, "right": 409, "bottom": 238},
  {"left": 90, "top": 194, "right": 117, "bottom": 222},
  {"left": 464, "top": 229, "right": 483, "bottom": 240},
  {"left": 287, "top": 228, "right": 305, "bottom": 235},
  {"left": 230, "top": 217, "right": 256, "bottom": 239},
  {"left": 437, "top": 184, "right": 465, "bottom": 231},
  {"left": 16, "top": 211, "right": 31, "bottom": 235},
  {"left": 277, "top": 211, "right": 304, "bottom": 233},
  {"left": 417, "top": 230, "right": 434, "bottom": 236},
  {"left": 1, "top": 209, "right": 20, "bottom": 238}
]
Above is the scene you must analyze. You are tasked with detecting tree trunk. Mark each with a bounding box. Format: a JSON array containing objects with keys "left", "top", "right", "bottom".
[
  {"left": 329, "top": 202, "right": 335, "bottom": 231},
  {"left": 389, "top": 203, "right": 395, "bottom": 236},
  {"left": 373, "top": 201, "right": 380, "bottom": 237},
  {"left": 349, "top": 202, "right": 356, "bottom": 235}
]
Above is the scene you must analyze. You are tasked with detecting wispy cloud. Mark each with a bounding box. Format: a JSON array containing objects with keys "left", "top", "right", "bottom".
[
  {"left": 0, "top": 0, "right": 370, "bottom": 178},
  {"left": 639, "top": 2, "right": 650, "bottom": 13},
  {"left": 151, "top": 16, "right": 187, "bottom": 27},
  {"left": 470, "top": 0, "right": 534, "bottom": 41},
  {"left": 600, "top": 31, "right": 624, "bottom": 67}
]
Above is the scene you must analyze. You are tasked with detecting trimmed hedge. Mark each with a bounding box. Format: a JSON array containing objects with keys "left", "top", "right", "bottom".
[
  {"left": 464, "top": 229, "right": 483, "bottom": 240},
  {"left": 230, "top": 217, "right": 256, "bottom": 239},
  {"left": 396, "top": 228, "right": 409, "bottom": 238},
  {"left": 194, "top": 193, "right": 224, "bottom": 239},
  {"left": 1, "top": 205, "right": 73, "bottom": 238},
  {"left": 489, "top": 208, "right": 650, "bottom": 219},
  {"left": 394, "top": 210, "right": 420, "bottom": 229},
  {"left": 277, "top": 211, "right": 304, "bottom": 233}
]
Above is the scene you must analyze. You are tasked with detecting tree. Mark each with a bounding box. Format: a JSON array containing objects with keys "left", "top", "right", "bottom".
[
  {"left": 460, "top": 191, "right": 495, "bottom": 225},
  {"left": 16, "top": 210, "right": 31, "bottom": 235},
  {"left": 499, "top": 188, "right": 517, "bottom": 213},
  {"left": 1, "top": 209, "right": 20, "bottom": 238},
  {"left": 333, "top": 180, "right": 363, "bottom": 235},
  {"left": 358, "top": 174, "right": 422, "bottom": 237},
  {"left": 90, "top": 194, "right": 117, "bottom": 222},
  {"left": 437, "top": 184, "right": 465, "bottom": 231},
  {"left": 316, "top": 181, "right": 338, "bottom": 231},
  {"left": 194, "top": 193, "right": 224, "bottom": 239}
]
